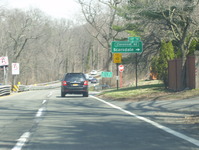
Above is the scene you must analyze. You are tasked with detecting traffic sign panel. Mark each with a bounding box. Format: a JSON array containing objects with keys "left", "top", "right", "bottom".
[
  {"left": 119, "top": 65, "right": 124, "bottom": 72},
  {"left": 101, "top": 72, "right": 113, "bottom": 78},
  {"left": 12, "top": 63, "right": 20, "bottom": 75},
  {"left": 111, "top": 41, "right": 143, "bottom": 53},
  {"left": 113, "top": 53, "right": 122, "bottom": 63},
  {"left": 128, "top": 37, "right": 141, "bottom": 42},
  {"left": 0, "top": 56, "right": 9, "bottom": 66}
]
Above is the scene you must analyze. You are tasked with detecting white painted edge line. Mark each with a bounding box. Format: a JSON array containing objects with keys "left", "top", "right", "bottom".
[
  {"left": 12, "top": 132, "right": 31, "bottom": 150},
  {"left": 91, "top": 95, "right": 199, "bottom": 147}
]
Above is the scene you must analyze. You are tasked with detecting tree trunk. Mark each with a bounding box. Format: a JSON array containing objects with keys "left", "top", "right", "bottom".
[
  {"left": 104, "top": 51, "right": 112, "bottom": 71},
  {"left": 181, "top": 48, "right": 187, "bottom": 90}
]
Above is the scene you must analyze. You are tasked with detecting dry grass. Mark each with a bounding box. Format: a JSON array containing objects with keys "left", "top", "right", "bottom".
[{"left": 97, "top": 80, "right": 199, "bottom": 102}]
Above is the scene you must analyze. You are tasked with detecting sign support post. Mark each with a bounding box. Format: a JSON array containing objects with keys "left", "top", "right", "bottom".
[
  {"left": 120, "top": 71, "right": 123, "bottom": 88},
  {"left": 118, "top": 65, "right": 124, "bottom": 88},
  {"left": 3, "top": 66, "right": 7, "bottom": 85},
  {"left": 116, "top": 63, "right": 119, "bottom": 90},
  {"left": 136, "top": 53, "right": 138, "bottom": 88},
  {"left": 0, "top": 56, "right": 9, "bottom": 85}
]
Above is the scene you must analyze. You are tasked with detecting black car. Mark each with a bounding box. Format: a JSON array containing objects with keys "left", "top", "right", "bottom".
[
  {"left": 91, "top": 77, "right": 98, "bottom": 83},
  {"left": 61, "top": 73, "right": 89, "bottom": 97}
]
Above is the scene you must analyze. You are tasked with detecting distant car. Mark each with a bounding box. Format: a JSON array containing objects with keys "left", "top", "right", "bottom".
[
  {"left": 90, "top": 70, "right": 97, "bottom": 75},
  {"left": 61, "top": 73, "right": 89, "bottom": 97},
  {"left": 91, "top": 78, "right": 98, "bottom": 83},
  {"left": 88, "top": 76, "right": 93, "bottom": 81}
]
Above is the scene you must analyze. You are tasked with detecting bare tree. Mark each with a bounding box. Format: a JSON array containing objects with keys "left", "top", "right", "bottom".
[
  {"left": 5, "top": 9, "right": 46, "bottom": 84},
  {"left": 78, "top": 0, "right": 124, "bottom": 71},
  {"left": 0, "top": 6, "right": 111, "bottom": 84}
]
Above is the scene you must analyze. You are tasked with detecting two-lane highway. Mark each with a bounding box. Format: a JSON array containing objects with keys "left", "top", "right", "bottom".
[{"left": 0, "top": 89, "right": 198, "bottom": 150}]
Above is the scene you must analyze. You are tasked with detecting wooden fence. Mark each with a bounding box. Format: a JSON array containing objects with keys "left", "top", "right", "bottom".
[{"left": 168, "top": 56, "right": 195, "bottom": 91}]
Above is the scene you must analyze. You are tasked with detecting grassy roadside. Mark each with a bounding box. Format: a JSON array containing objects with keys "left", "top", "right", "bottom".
[{"left": 97, "top": 80, "right": 199, "bottom": 102}]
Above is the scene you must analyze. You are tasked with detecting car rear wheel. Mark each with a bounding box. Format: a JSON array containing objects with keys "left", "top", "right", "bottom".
[
  {"left": 83, "top": 92, "right": 88, "bottom": 97},
  {"left": 61, "top": 92, "right": 65, "bottom": 97}
]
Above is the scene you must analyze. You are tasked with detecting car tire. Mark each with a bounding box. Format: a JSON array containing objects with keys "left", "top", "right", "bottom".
[
  {"left": 61, "top": 92, "right": 65, "bottom": 97},
  {"left": 83, "top": 92, "right": 88, "bottom": 97}
]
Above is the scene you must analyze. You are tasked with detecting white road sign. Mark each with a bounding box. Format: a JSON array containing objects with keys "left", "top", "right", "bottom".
[
  {"left": 0, "top": 56, "right": 9, "bottom": 66},
  {"left": 12, "top": 63, "right": 20, "bottom": 75}
]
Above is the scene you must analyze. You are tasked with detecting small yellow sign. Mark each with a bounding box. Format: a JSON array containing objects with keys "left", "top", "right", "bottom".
[{"left": 113, "top": 53, "right": 122, "bottom": 63}]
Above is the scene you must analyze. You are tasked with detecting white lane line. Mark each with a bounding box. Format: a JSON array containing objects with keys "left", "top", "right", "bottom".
[
  {"left": 42, "top": 100, "right": 47, "bottom": 104},
  {"left": 12, "top": 132, "right": 31, "bottom": 150},
  {"left": 35, "top": 107, "right": 45, "bottom": 117},
  {"left": 47, "top": 92, "right": 53, "bottom": 98},
  {"left": 91, "top": 95, "right": 199, "bottom": 147},
  {"left": 12, "top": 99, "right": 48, "bottom": 150}
]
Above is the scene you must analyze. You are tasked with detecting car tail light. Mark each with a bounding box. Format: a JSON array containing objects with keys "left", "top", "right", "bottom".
[
  {"left": 62, "top": 81, "right": 67, "bottom": 86},
  {"left": 84, "top": 80, "right": 88, "bottom": 85}
]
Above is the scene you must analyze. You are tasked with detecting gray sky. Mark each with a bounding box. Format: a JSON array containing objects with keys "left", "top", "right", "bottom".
[{"left": 0, "top": 0, "right": 81, "bottom": 19}]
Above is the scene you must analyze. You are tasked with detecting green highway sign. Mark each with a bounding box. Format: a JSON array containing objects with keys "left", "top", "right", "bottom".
[
  {"left": 101, "top": 72, "right": 113, "bottom": 78},
  {"left": 111, "top": 41, "right": 143, "bottom": 53},
  {"left": 128, "top": 37, "right": 141, "bottom": 42}
]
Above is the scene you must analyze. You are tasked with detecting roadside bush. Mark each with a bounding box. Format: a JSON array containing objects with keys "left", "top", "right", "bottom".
[{"left": 151, "top": 41, "right": 175, "bottom": 87}]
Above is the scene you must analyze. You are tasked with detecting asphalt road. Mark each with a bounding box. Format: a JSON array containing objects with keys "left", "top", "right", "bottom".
[{"left": 0, "top": 89, "right": 199, "bottom": 150}]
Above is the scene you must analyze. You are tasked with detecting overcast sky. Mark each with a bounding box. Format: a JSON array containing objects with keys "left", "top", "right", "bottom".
[{"left": 0, "top": 0, "right": 81, "bottom": 19}]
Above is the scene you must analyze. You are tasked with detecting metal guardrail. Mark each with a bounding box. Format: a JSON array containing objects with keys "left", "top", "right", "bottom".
[
  {"left": 0, "top": 81, "right": 60, "bottom": 96},
  {"left": 29, "top": 80, "right": 60, "bottom": 86},
  {"left": 0, "top": 85, "right": 11, "bottom": 96},
  {"left": 24, "top": 84, "right": 60, "bottom": 91},
  {"left": 17, "top": 82, "right": 61, "bottom": 91}
]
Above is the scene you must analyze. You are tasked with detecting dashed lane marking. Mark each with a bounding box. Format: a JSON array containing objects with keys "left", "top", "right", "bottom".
[
  {"left": 35, "top": 107, "right": 45, "bottom": 117},
  {"left": 12, "top": 95, "right": 50, "bottom": 150},
  {"left": 47, "top": 92, "right": 53, "bottom": 98},
  {"left": 42, "top": 100, "right": 47, "bottom": 104},
  {"left": 12, "top": 132, "right": 31, "bottom": 150}
]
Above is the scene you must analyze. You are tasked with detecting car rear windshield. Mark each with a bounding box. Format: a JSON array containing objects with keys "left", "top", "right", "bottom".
[{"left": 64, "top": 73, "right": 86, "bottom": 82}]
